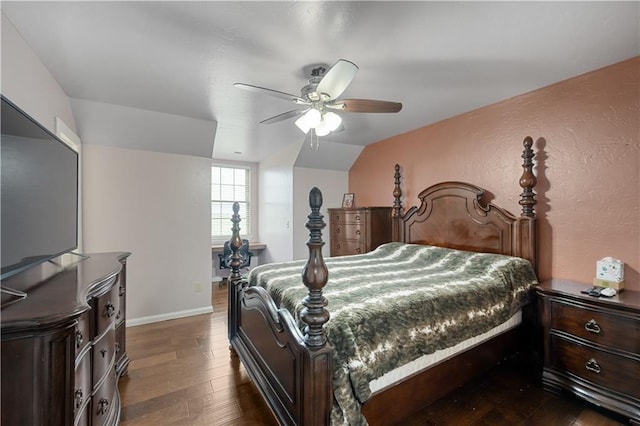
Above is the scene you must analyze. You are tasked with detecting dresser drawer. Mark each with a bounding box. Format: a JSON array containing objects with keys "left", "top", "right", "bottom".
[
  {"left": 550, "top": 334, "right": 640, "bottom": 399},
  {"left": 94, "top": 284, "right": 119, "bottom": 334},
  {"left": 331, "top": 239, "right": 365, "bottom": 256},
  {"left": 93, "top": 326, "right": 116, "bottom": 386},
  {"left": 73, "top": 399, "right": 90, "bottom": 426},
  {"left": 117, "top": 276, "right": 126, "bottom": 327},
  {"left": 330, "top": 210, "right": 364, "bottom": 224},
  {"left": 92, "top": 370, "right": 118, "bottom": 426},
  {"left": 74, "top": 350, "right": 92, "bottom": 418},
  {"left": 332, "top": 222, "right": 366, "bottom": 240},
  {"left": 550, "top": 301, "right": 640, "bottom": 353},
  {"left": 75, "top": 311, "right": 91, "bottom": 355},
  {"left": 115, "top": 322, "right": 126, "bottom": 361}
]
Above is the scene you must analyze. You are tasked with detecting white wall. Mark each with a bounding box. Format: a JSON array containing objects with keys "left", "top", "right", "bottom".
[
  {"left": 292, "top": 167, "right": 348, "bottom": 260},
  {"left": 258, "top": 141, "right": 302, "bottom": 264},
  {"left": 1, "top": 13, "right": 76, "bottom": 133},
  {"left": 1, "top": 12, "right": 85, "bottom": 253},
  {"left": 82, "top": 145, "right": 212, "bottom": 324}
]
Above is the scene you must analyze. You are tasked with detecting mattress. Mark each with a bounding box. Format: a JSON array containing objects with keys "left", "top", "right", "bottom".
[{"left": 369, "top": 310, "right": 521, "bottom": 393}]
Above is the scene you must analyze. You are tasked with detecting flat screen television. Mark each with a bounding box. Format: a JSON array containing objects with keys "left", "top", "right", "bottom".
[{"left": 1, "top": 95, "right": 79, "bottom": 280}]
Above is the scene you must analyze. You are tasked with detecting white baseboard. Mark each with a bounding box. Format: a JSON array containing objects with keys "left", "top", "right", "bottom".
[{"left": 126, "top": 306, "right": 214, "bottom": 327}]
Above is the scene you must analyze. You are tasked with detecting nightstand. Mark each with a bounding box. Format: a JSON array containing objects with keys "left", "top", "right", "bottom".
[{"left": 537, "top": 279, "right": 640, "bottom": 424}]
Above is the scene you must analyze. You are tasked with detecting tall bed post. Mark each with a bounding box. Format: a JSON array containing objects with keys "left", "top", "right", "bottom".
[
  {"left": 392, "top": 164, "right": 403, "bottom": 242},
  {"left": 227, "top": 202, "right": 245, "bottom": 342},
  {"left": 300, "top": 187, "right": 333, "bottom": 425},
  {"left": 517, "top": 136, "right": 538, "bottom": 271}
]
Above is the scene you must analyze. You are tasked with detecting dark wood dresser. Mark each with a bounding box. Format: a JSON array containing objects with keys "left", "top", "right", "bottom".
[
  {"left": 1, "top": 252, "right": 130, "bottom": 426},
  {"left": 537, "top": 279, "right": 640, "bottom": 424},
  {"left": 328, "top": 207, "right": 392, "bottom": 256}
]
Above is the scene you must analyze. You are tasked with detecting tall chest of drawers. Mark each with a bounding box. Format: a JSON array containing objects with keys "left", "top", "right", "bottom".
[
  {"left": 328, "top": 207, "right": 392, "bottom": 257},
  {"left": 1, "top": 252, "right": 130, "bottom": 426},
  {"left": 537, "top": 279, "right": 640, "bottom": 424}
]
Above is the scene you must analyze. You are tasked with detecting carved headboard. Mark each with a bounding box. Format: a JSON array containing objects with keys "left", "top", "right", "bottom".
[{"left": 391, "top": 137, "right": 537, "bottom": 270}]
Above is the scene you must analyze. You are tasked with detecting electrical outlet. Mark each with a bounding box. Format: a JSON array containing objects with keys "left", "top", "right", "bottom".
[{"left": 194, "top": 283, "right": 202, "bottom": 292}]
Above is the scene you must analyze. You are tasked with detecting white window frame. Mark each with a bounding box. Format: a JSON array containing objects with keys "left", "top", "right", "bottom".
[{"left": 211, "top": 161, "right": 258, "bottom": 244}]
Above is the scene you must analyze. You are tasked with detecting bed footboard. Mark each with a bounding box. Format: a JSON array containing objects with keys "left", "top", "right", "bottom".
[{"left": 227, "top": 188, "right": 333, "bottom": 426}]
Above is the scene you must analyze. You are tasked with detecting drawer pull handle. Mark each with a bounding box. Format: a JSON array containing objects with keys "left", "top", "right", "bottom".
[
  {"left": 104, "top": 302, "right": 116, "bottom": 318},
  {"left": 585, "top": 358, "right": 601, "bottom": 374},
  {"left": 75, "top": 330, "right": 84, "bottom": 348},
  {"left": 119, "top": 285, "right": 126, "bottom": 296},
  {"left": 100, "top": 348, "right": 108, "bottom": 358},
  {"left": 336, "top": 244, "right": 341, "bottom": 249},
  {"left": 116, "top": 342, "right": 121, "bottom": 353},
  {"left": 97, "top": 398, "right": 109, "bottom": 415},
  {"left": 356, "top": 248, "right": 361, "bottom": 253},
  {"left": 355, "top": 229, "right": 361, "bottom": 235},
  {"left": 355, "top": 215, "right": 360, "bottom": 221},
  {"left": 584, "top": 319, "right": 601, "bottom": 334},
  {"left": 74, "top": 389, "right": 83, "bottom": 408},
  {"left": 336, "top": 228, "right": 340, "bottom": 234}
]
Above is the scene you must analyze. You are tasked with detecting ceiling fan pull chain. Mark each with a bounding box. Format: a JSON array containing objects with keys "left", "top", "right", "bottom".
[{"left": 310, "top": 129, "right": 320, "bottom": 150}]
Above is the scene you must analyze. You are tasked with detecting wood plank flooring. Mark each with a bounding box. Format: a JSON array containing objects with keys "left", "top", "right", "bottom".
[{"left": 119, "top": 283, "right": 629, "bottom": 425}]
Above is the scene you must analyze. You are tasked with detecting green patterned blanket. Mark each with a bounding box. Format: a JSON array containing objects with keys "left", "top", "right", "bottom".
[{"left": 247, "top": 242, "right": 538, "bottom": 425}]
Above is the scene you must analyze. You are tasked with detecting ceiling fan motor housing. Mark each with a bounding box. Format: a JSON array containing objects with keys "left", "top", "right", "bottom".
[
  {"left": 301, "top": 83, "right": 320, "bottom": 101},
  {"left": 301, "top": 65, "right": 328, "bottom": 101}
]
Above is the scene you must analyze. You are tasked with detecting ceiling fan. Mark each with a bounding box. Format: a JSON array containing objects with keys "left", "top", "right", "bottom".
[{"left": 234, "top": 59, "right": 402, "bottom": 138}]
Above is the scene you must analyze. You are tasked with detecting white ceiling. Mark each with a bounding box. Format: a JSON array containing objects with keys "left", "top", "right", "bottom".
[{"left": 2, "top": 1, "right": 638, "bottom": 166}]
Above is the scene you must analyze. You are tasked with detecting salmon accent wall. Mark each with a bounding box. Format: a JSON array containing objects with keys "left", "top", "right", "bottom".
[{"left": 350, "top": 57, "right": 639, "bottom": 290}]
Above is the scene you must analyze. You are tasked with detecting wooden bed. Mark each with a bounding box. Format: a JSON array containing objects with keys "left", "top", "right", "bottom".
[{"left": 227, "top": 137, "right": 538, "bottom": 425}]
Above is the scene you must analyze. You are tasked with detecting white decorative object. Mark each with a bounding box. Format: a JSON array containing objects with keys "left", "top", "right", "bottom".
[{"left": 596, "top": 257, "right": 624, "bottom": 282}]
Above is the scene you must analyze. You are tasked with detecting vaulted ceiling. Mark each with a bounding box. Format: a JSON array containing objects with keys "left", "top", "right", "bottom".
[{"left": 2, "top": 1, "right": 638, "bottom": 167}]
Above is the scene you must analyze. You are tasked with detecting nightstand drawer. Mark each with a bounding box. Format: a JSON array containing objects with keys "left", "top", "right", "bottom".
[
  {"left": 550, "top": 334, "right": 640, "bottom": 399},
  {"left": 550, "top": 301, "right": 640, "bottom": 353}
]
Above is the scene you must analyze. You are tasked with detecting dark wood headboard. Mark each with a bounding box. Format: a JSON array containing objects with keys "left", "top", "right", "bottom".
[{"left": 391, "top": 137, "right": 537, "bottom": 270}]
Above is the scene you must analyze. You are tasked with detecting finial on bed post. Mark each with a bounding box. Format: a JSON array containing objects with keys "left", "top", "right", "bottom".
[
  {"left": 301, "top": 187, "right": 330, "bottom": 348},
  {"left": 392, "top": 164, "right": 403, "bottom": 241},
  {"left": 519, "top": 137, "right": 537, "bottom": 218},
  {"left": 228, "top": 202, "right": 244, "bottom": 285}
]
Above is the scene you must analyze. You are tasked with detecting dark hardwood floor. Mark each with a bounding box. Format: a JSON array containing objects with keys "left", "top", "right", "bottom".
[{"left": 119, "top": 283, "right": 628, "bottom": 425}]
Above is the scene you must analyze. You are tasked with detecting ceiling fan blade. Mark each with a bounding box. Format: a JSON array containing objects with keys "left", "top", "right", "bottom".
[
  {"left": 260, "top": 109, "right": 307, "bottom": 125},
  {"left": 234, "top": 83, "right": 308, "bottom": 104},
  {"left": 315, "top": 59, "right": 359, "bottom": 100},
  {"left": 334, "top": 99, "right": 403, "bottom": 113}
]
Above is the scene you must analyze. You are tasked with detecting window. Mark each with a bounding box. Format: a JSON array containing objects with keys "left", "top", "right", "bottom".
[{"left": 211, "top": 164, "right": 252, "bottom": 242}]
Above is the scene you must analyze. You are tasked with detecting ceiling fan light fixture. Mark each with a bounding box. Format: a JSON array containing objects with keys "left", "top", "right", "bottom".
[
  {"left": 315, "top": 120, "right": 331, "bottom": 137},
  {"left": 303, "top": 108, "right": 322, "bottom": 128},
  {"left": 295, "top": 115, "right": 311, "bottom": 134},
  {"left": 323, "top": 111, "right": 342, "bottom": 132}
]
